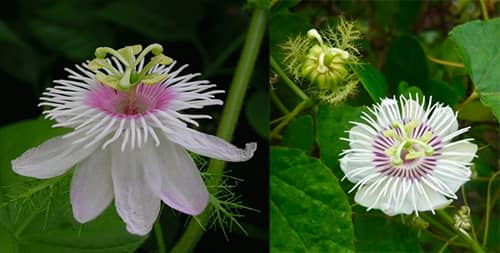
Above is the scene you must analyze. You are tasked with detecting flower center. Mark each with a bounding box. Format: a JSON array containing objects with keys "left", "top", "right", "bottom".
[
  {"left": 383, "top": 120, "right": 434, "bottom": 166},
  {"left": 86, "top": 83, "right": 174, "bottom": 117},
  {"left": 88, "top": 44, "right": 173, "bottom": 91}
]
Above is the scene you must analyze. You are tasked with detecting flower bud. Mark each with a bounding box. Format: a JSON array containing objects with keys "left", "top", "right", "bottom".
[{"left": 280, "top": 17, "right": 362, "bottom": 104}]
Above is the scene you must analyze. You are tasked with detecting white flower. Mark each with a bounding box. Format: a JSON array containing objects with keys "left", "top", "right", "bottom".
[
  {"left": 340, "top": 95, "right": 477, "bottom": 216},
  {"left": 11, "top": 45, "right": 256, "bottom": 236}
]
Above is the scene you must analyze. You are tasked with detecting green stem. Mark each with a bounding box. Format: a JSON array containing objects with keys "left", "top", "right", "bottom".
[
  {"left": 456, "top": 91, "right": 479, "bottom": 112},
  {"left": 461, "top": 186, "right": 478, "bottom": 242},
  {"left": 436, "top": 209, "right": 485, "bottom": 253},
  {"left": 424, "top": 230, "right": 468, "bottom": 248},
  {"left": 270, "top": 56, "right": 309, "bottom": 101},
  {"left": 270, "top": 99, "right": 311, "bottom": 138},
  {"left": 479, "top": 0, "right": 489, "bottom": 20},
  {"left": 483, "top": 171, "right": 500, "bottom": 248},
  {"left": 427, "top": 55, "right": 465, "bottom": 68},
  {"left": 154, "top": 220, "right": 166, "bottom": 253},
  {"left": 421, "top": 213, "right": 456, "bottom": 238},
  {"left": 170, "top": 7, "right": 266, "bottom": 253},
  {"left": 271, "top": 114, "right": 288, "bottom": 125},
  {"left": 438, "top": 235, "right": 459, "bottom": 253},
  {"left": 270, "top": 88, "right": 290, "bottom": 114}
]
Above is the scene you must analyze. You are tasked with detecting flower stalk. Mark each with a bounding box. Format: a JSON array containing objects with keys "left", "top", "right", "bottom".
[
  {"left": 170, "top": 7, "right": 266, "bottom": 253},
  {"left": 154, "top": 219, "right": 167, "bottom": 253},
  {"left": 436, "top": 209, "right": 485, "bottom": 253}
]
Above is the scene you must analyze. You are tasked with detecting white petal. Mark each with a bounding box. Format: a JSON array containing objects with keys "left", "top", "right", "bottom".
[
  {"left": 355, "top": 177, "right": 414, "bottom": 216},
  {"left": 355, "top": 177, "right": 452, "bottom": 215},
  {"left": 111, "top": 142, "right": 161, "bottom": 236},
  {"left": 162, "top": 125, "right": 256, "bottom": 162},
  {"left": 70, "top": 149, "right": 113, "bottom": 223},
  {"left": 439, "top": 141, "right": 477, "bottom": 163},
  {"left": 402, "top": 98, "right": 425, "bottom": 121},
  {"left": 432, "top": 162, "right": 471, "bottom": 194},
  {"left": 376, "top": 98, "right": 400, "bottom": 127},
  {"left": 340, "top": 154, "right": 375, "bottom": 183},
  {"left": 143, "top": 137, "right": 208, "bottom": 215},
  {"left": 427, "top": 107, "right": 458, "bottom": 138},
  {"left": 348, "top": 125, "right": 375, "bottom": 149},
  {"left": 12, "top": 135, "right": 98, "bottom": 179},
  {"left": 413, "top": 181, "right": 452, "bottom": 212}
]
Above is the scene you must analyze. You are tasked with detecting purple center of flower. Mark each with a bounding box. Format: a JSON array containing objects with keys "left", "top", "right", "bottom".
[
  {"left": 373, "top": 121, "right": 442, "bottom": 180},
  {"left": 85, "top": 83, "right": 174, "bottom": 118}
]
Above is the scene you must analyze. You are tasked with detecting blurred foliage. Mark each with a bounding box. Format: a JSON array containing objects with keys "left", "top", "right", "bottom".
[
  {"left": 270, "top": 0, "right": 499, "bottom": 252},
  {"left": 0, "top": 0, "right": 268, "bottom": 252}
]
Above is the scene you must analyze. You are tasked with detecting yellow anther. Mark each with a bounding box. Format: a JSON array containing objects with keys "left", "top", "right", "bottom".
[
  {"left": 419, "top": 131, "right": 432, "bottom": 143},
  {"left": 404, "top": 119, "right": 419, "bottom": 136},
  {"left": 384, "top": 146, "right": 397, "bottom": 156},
  {"left": 405, "top": 151, "right": 424, "bottom": 160},
  {"left": 424, "top": 147, "right": 434, "bottom": 156},
  {"left": 383, "top": 129, "right": 397, "bottom": 138},
  {"left": 91, "top": 44, "right": 173, "bottom": 91},
  {"left": 392, "top": 158, "right": 403, "bottom": 166}
]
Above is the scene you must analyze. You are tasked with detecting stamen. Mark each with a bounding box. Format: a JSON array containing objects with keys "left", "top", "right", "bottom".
[
  {"left": 90, "top": 44, "right": 173, "bottom": 91},
  {"left": 386, "top": 119, "right": 435, "bottom": 165}
]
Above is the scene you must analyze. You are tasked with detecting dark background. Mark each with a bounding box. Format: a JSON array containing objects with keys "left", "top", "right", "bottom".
[{"left": 0, "top": 0, "right": 268, "bottom": 252}]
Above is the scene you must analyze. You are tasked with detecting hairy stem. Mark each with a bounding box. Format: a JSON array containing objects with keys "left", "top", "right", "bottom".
[
  {"left": 270, "top": 56, "right": 310, "bottom": 101},
  {"left": 170, "top": 7, "right": 266, "bottom": 253}
]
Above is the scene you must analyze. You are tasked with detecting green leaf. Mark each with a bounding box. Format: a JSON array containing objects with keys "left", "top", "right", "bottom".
[
  {"left": 385, "top": 35, "right": 428, "bottom": 90},
  {"left": 458, "top": 100, "right": 495, "bottom": 122},
  {"left": 270, "top": 148, "right": 354, "bottom": 253},
  {"left": 16, "top": 206, "right": 145, "bottom": 253},
  {"left": 282, "top": 115, "right": 314, "bottom": 154},
  {"left": 0, "top": 222, "right": 16, "bottom": 253},
  {"left": 246, "top": 90, "right": 270, "bottom": 138},
  {"left": 355, "top": 63, "right": 388, "bottom": 102},
  {"left": 422, "top": 79, "right": 459, "bottom": 106},
  {"left": 316, "top": 104, "right": 362, "bottom": 171},
  {"left": 0, "top": 118, "right": 146, "bottom": 253},
  {"left": 0, "top": 118, "right": 69, "bottom": 186},
  {"left": 397, "top": 81, "right": 424, "bottom": 99},
  {"left": 354, "top": 215, "right": 423, "bottom": 253},
  {"left": 450, "top": 18, "right": 500, "bottom": 122}
]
